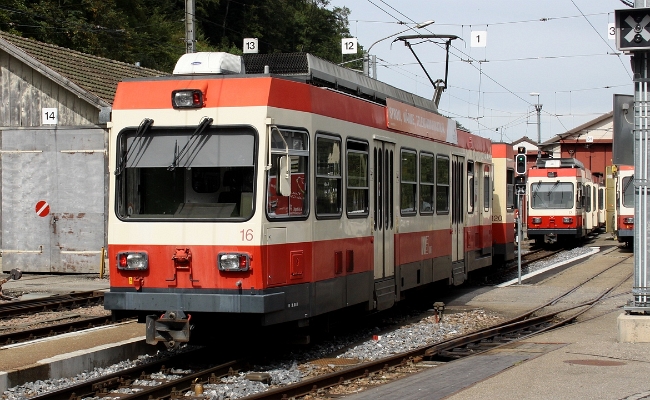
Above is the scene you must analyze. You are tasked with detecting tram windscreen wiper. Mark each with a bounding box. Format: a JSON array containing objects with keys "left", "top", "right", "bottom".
[
  {"left": 115, "top": 118, "right": 153, "bottom": 176},
  {"left": 623, "top": 175, "right": 634, "bottom": 193},
  {"left": 546, "top": 180, "right": 560, "bottom": 196},
  {"left": 168, "top": 117, "right": 214, "bottom": 170},
  {"left": 532, "top": 181, "right": 542, "bottom": 200}
]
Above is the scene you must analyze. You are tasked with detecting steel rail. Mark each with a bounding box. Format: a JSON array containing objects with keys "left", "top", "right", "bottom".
[
  {"left": 0, "top": 291, "right": 104, "bottom": 319},
  {"left": 0, "top": 315, "right": 134, "bottom": 345}
]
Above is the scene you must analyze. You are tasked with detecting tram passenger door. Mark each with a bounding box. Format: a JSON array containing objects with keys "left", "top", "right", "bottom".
[
  {"left": 372, "top": 140, "right": 395, "bottom": 310},
  {"left": 451, "top": 155, "right": 465, "bottom": 285}
]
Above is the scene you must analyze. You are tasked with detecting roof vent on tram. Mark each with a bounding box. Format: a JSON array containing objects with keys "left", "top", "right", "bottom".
[{"left": 173, "top": 52, "right": 245, "bottom": 75}]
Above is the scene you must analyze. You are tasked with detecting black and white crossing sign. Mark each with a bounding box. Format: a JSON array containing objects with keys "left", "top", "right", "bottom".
[{"left": 616, "top": 8, "right": 650, "bottom": 51}]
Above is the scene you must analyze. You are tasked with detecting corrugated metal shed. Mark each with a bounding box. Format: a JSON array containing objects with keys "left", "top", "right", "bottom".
[{"left": 0, "top": 31, "right": 167, "bottom": 273}]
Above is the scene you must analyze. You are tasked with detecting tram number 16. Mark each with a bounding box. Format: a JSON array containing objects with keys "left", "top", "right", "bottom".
[{"left": 240, "top": 229, "right": 254, "bottom": 241}]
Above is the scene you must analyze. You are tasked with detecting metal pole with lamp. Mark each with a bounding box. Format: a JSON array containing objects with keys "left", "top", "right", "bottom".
[
  {"left": 363, "top": 20, "right": 434, "bottom": 78},
  {"left": 530, "top": 92, "right": 543, "bottom": 160}
]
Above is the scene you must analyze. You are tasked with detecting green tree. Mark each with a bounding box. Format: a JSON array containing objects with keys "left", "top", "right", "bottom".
[{"left": 0, "top": 0, "right": 361, "bottom": 72}]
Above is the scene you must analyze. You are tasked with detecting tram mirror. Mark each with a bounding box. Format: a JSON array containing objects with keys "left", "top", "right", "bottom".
[{"left": 278, "top": 156, "right": 292, "bottom": 196}]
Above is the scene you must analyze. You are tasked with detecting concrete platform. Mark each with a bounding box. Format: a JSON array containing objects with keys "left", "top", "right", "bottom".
[{"left": 0, "top": 322, "right": 153, "bottom": 393}]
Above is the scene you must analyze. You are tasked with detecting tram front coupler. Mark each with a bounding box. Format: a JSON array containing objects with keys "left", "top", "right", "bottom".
[{"left": 146, "top": 310, "right": 191, "bottom": 347}]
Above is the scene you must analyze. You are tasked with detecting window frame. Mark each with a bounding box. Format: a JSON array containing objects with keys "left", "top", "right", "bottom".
[
  {"left": 400, "top": 148, "right": 418, "bottom": 216},
  {"left": 314, "top": 132, "right": 343, "bottom": 219},
  {"left": 266, "top": 126, "right": 310, "bottom": 221},
  {"left": 346, "top": 138, "right": 370, "bottom": 218},
  {"left": 419, "top": 151, "right": 435, "bottom": 215},
  {"left": 436, "top": 154, "right": 450, "bottom": 214}
]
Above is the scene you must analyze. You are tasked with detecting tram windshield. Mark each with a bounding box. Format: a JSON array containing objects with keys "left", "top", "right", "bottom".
[
  {"left": 622, "top": 176, "right": 634, "bottom": 208},
  {"left": 114, "top": 123, "right": 256, "bottom": 220},
  {"left": 530, "top": 181, "right": 574, "bottom": 209}
]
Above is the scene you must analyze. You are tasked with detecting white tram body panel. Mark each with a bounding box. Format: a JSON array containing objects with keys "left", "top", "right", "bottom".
[{"left": 104, "top": 52, "right": 501, "bottom": 345}]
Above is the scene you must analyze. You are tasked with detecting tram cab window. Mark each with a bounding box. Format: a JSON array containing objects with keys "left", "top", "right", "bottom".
[
  {"left": 622, "top": 176, "right": 634, "bottom": 208},
  {"left": 530, "top": 181, "right": 574, "bottom": 209},
  {"left": 316, "top": 134, "right": 342, "bottom": 218},
  {"left": 267, "top": 128, "right": 309, "bottom": 218},
  {"left": 347, "top": 139, "right": 369, "bottom": 217},
  {"left": 400, "top": 149, "right": 417, "bottom": 215},
  {"left": 436, "top": 155, "right": 450, "bottom": 213},
  {"left": 115, "top": 125, "right": 255, "bottom": 220},
  {"left": 419, "top": 153, "right": 434, "bottom": 214}
]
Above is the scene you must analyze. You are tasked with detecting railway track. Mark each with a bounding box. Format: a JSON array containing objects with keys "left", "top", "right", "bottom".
[
  {"left": 0, "top": 291, "right": 120, "bottom": 346},
  {"left": 0, "top": 291, "right": 105, "bottom": 319},
  {"left": 25, "top": 251, "right": 631, "bottom": 400},
  {"left": 0, "top": 314, "right": 135, "bottom": 346}
]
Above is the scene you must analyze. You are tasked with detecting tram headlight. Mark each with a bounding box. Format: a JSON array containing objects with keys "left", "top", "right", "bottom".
[
  {"left": 532, "top": 217, "right": 542, "bottom": 224},
  {"left": 218, "top": 253, "right": 250, "bottom": 272},
  {"left": 172, "top": 89, "right": 204, "bottom": 108},
  {"left": 624, "top": 217, "right": 634, "bottom": 224},
  {"left": 563, "top": 217, "right": 573, "bottom": 224},
  {"left": 117, "top": 252, "right": 149, "bottom": 271}
]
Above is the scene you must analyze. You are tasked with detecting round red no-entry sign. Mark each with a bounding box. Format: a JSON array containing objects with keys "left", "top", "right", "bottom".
[{"left": 35, "top": 200, "right": 50, "bottom": 217}]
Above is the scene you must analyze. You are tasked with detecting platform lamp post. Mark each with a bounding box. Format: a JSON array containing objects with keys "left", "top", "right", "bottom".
[
  {"left": 363, "top": 20, "right": 434, "bottom": 79},
  {"left": 530, "top": 92, "right": 542, "bottom": 161}
]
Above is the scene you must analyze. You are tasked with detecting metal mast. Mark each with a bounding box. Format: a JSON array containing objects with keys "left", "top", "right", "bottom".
[{"left": 185, "top": 0, "right": 196, "bottom": 53}]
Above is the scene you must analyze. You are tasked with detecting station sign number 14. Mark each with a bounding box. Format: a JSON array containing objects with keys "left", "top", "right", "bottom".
[{"left": 42, "top": 108, "right": 58, "bottom": 125}]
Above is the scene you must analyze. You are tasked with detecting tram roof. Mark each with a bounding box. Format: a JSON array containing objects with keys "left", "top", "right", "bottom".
[{"left": 242, "top": 53, "right": 440, "bottom": 114}]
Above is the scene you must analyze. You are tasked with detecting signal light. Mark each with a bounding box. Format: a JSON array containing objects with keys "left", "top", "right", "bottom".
[{"left": 515, "top": 154, "right": 527, "bottom": 175}]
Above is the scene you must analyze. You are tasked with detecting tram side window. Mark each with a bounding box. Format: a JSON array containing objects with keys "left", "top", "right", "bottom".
[
  {"left": 598, "top": 188, "right": 604, "bottom": 210},
  {"left": 576, "top": 183, "right": 583, "bottom": 209},
  {"left": 420, "top": 152, "right": 434, "bottom": 214},
  {"left": 585, "top": 185, "right": 592, "bottom": 212},
  {"left": 483, "top": 168, "right": 490, "bottom": 211},
  {"left": 267, "top": 128, "right": 309, "bottom": 218},
  {"left": 593, "top": 186, "right": 597, "bottom": 212},
  {"left": 316, "top": 134, "right": 342, "bottom": 218},
  {"left": 436, "top": 155, "right": 450, "bottom": 213},
  {"left": 347, "top": 139, "right": 369, "bottom": 217},
  {"left": 506, "top": 169, "right": 515, "bottom": 211},
  {"left": 467, "top": 161, "right": 475, "bottom": 214},
  {"left": 400, "top": 149, "right": 417, "bottom": 215}
]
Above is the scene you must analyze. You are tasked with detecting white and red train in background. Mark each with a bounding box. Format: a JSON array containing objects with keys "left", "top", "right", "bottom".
[
  {"left": 615, "top": 165, "right": 634, "bottom": 247},
  {"left": 104, "top": 52, "right": 516, "bottom": 346},
  {"left": 526, "top": 157, "right": 605, "bottom": 245}
]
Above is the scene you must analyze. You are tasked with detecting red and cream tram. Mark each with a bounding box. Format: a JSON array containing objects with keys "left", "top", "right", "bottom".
[
  {"left": 491, "top": 143, "right": 516, "bottom": 262},
  {"left": 104, "top": 52, "right": 511, "bottom": 346},
  {"left": 616, "top": 165, "right": 634, "bottom": 247},
  {"left": 526, "top": 158, "right": 591, "bottom": 245}
]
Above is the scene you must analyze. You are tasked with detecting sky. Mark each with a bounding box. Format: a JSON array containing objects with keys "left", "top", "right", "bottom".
[{"left": 326, "top": 0, "right": 634, "bottom": 144}]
